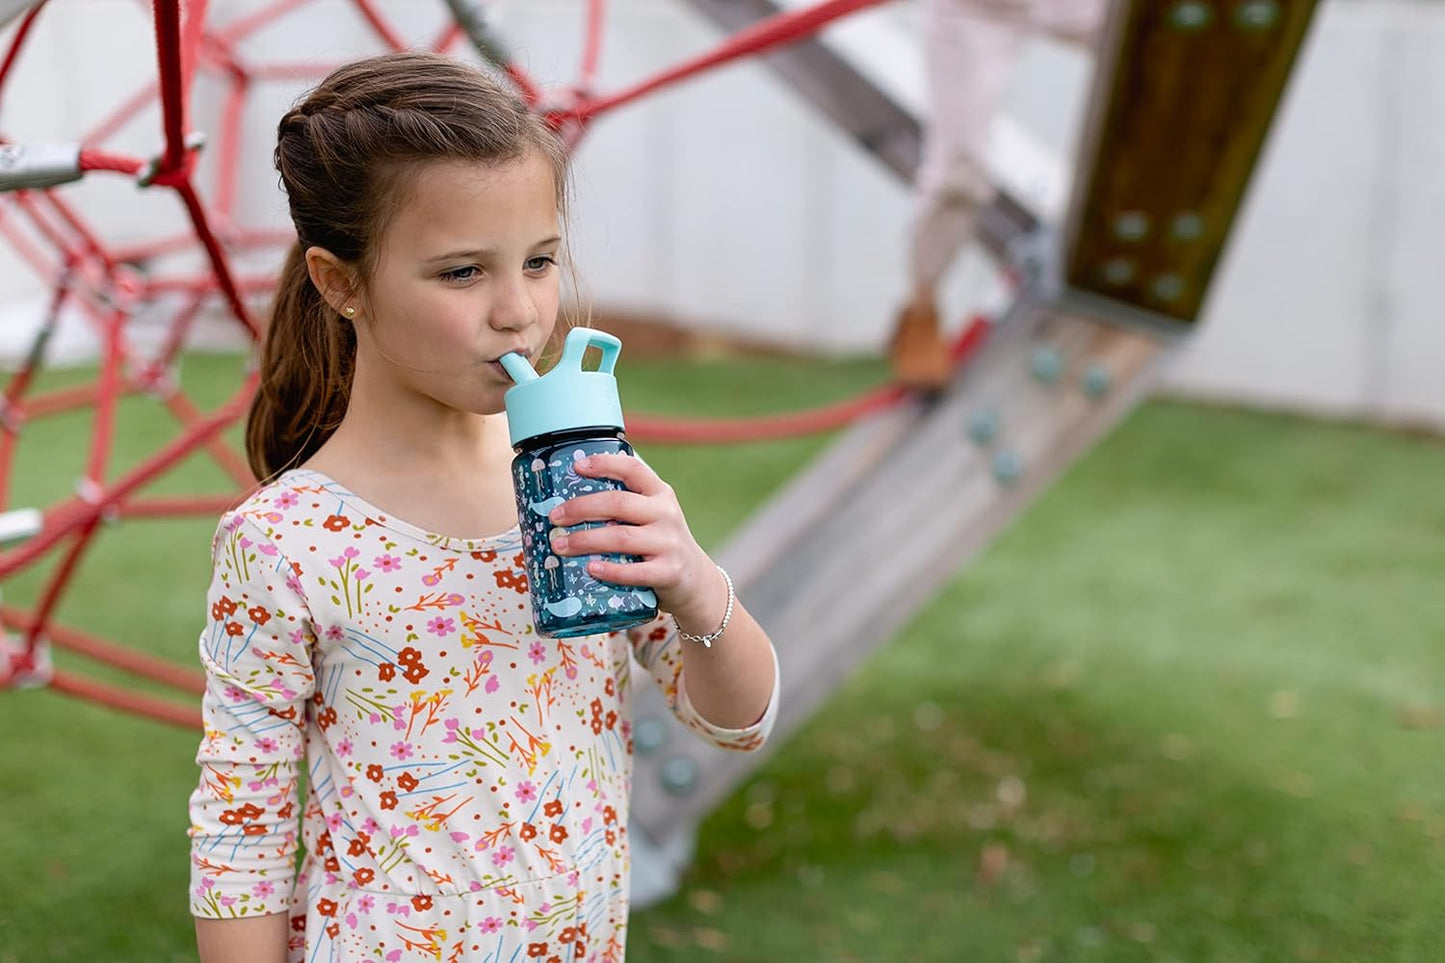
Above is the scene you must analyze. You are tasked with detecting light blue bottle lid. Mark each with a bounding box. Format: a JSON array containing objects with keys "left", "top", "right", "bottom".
[{"left": 499, "top": 328, "right": 626, "bottom": 448}]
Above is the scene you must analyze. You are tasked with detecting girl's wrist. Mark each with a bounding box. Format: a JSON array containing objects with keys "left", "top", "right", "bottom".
[{"left": 669, "top": 559, "right": 730, "bottom": 639}]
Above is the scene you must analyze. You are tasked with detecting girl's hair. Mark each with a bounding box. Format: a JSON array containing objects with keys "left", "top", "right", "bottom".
[{"left": 246, "top": 51, "right": 570, "bottom": 481}]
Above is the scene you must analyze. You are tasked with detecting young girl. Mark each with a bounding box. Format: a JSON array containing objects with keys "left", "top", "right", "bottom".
[{"left": 187, "top": 52, "right": 779, "bottom": 963}]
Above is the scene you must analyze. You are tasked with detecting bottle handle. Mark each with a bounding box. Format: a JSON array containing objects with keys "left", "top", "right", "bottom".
[{"left": 560, "top": 327, "right": 622, "bottom": 374}]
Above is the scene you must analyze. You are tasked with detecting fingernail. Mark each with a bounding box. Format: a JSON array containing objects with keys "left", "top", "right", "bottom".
[
  {"left": 549, "top": 507, "right": 564, "bottom": 522},
  {"left": 575, "top": 456, "right": 593, "bottom": 470},
  {"left": 550, "top": 527, "right": 568, "bottom": 551}
]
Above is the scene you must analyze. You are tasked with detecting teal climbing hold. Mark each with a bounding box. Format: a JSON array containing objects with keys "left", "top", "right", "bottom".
[
  {"left": 993, "top": 450, "right": 1023, "bottom": 485},
  {"left": 966, "top": 408, "right": 999, "bottom": 445},
  {"left": 634, "top": 715, "right": 669, "bottom": 757},
  {"left": 660, "top": 755, "right": 699, "bottom": 796},
  {"left": 1082, "top": 364, "right": 1111, "bottom": 398},
  {"left": 1031, "top": 346, "right": 1063, "bottom": 385}
]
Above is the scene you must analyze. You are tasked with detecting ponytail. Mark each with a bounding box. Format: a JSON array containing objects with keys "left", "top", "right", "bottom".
[{"left": 245, "top": 242, "right": 355, "bottom": 481}]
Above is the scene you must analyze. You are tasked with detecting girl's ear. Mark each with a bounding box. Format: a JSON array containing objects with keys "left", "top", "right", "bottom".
[{"left": 304, "top": 246, "right": 361, "bottom": 318}]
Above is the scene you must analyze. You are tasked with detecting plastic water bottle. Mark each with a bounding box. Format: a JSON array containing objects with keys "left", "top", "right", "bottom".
[{"left": 498, "top": 328, "right": 659, "bottom": 639}]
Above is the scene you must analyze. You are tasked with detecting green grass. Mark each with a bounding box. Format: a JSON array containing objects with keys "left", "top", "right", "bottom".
[{"left": 2, "top": 353, "right": 1443, "bottom": 961}]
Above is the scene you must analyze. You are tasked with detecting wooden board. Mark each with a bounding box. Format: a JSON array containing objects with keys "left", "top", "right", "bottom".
[{"left": 1061, "top": 0, "right": 1320, "bottom": 324}]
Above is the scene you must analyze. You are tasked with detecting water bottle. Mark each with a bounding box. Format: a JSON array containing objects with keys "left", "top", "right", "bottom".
[{"left": 498, "top": 328, "right": 659, "bottom": 639}]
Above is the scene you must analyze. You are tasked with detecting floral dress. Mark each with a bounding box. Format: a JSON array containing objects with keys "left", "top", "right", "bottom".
[{"left": 187, "top": 468, "right": 778, "bottom": 962}]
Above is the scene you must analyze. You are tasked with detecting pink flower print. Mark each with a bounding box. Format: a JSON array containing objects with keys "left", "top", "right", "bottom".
[
  {"left": 346, "top": 912, "right": 358, "bottom": 930},
  {"left": 344, "top": 546, "right": 359, "bottom": 559},
  {"left": 258, "top": 542, "right": 279, "bottom": 556},
  {"left": 491, "top": 845, "right": 515, "bottom": 868},
  {"left": 325, "top": 625, "right": 344, "bottom": 642},
  {"left": 480, "top": 916, "right": 502, "bottom": 934},
  {"left": 374, "top": 553, "right": 402, "bottom": 573},
  {"left": 255, "top": 737, "right": 278, "bottom": 754},
  {"left": 275, "top": 491, "right": 299, "bottom": 510},
  {"left": 539, "top": 902, "right": 552, "bottom": 914},
  {"left": 328, "top": 555, "right": 347, "bottom": 570},
  {"left": 393, "top": 706, "right": 406, "bottom": 731},
  {"left": 422, "top": 572, "right": 441, "bottom": 587},
  {"left": 223, "top": 684, "right": 245, "bottom": 702},
  {"left": 252, "top": 881, "right": 274, "bottom": 898},
  {"left": 357, "top": 894, "right": 375, "bottom": 913},
  {"left": 363, "top": 817, "right": 380, "bottom": 834},
  {"left": 288, "top": 627, "right": 307, "bottom": 645},
  {"left": 426, "top": 616, "right": 456, "bottom": 637},
  {"left": 218, "top": 895, "right": 236, "bottom": 907},
  {"left": 386, "top": 952, "right": 403, "bottom": 963},
  {"left": 523, "top": 918, "right": 539, "bottom": 932},
  {"left": 567, "top": 870, "right": 579, "bottom": 886},
  {"left": 337, "top": 739, "right": 353, "bottom": 758},
  {"left": 390, "top": 741, "right": 413, "bottom": 761},
  {"left": 515, "top": 781, "right": 538, "bottom": 803},
  {"left": 326, "top": 812, "right": 344, "bottom": 831},
  {"left": 528, "top": 641, "right": 547, "bottom": 665},
  {"left": 386, "top": 901, "right": 411, "bottom": 917},
  {"left": 352, "top": 568, "right": 370, "bottom": 582},
  {"left": 485, "top": 675, "right": 500, "bottom": 694}
]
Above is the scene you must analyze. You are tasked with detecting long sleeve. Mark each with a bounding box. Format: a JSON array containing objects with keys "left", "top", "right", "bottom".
[
  {"left": 627, "top": 614, "right": 779, "bottom": 752},
  {"left": 188, "top": 511, "right": 316, "bottom": 919}
]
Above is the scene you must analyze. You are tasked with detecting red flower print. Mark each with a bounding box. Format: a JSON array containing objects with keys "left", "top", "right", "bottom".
[
  {"left": 278, "top": 802, "right": 294, "bottom": 820},
  {"left": 559, "top": 928, "right": 577, "bottom": 944},
  {"left": 590, "top": 698, "right": 603, "bottom": 719},
  {"left": 512, "top": 553, "right": 525, "bottom": 570},
  {"left": 219, "top": 809, "right": 244, "bottom": 825},
  {"left": 325, "top": 923, "right": 340, "bottom": 940},
  {"left": 494, "top": 568, "right": 529, "bottom": 592},
  {"left": 549, "top": 824, "right": 568, "bottom": 844},
  {"left": 543, "top": 800, "right": 563, "bottom": 818},
  {"left": 602, "top": 806, "right": 616, "bottom": 826},
  {"left": 353, "top": 867, "right": 374, "bottom": 886},
  {"left": 591, "top": 717, "right": 603, "bottom": 735},
  {"left": 604, "top": 678, "right": 615, "bottom": 697},
  {"left": 247, "top": 606, "right": 270, "bottom": 625},
  {"left": 649, "top": 625, "right": 667, "bottom": 642},
  {"left": 397, "top": 647, "right": 422, "bottom": 667},
  {"left": 217, "top": 596, "right": 238, "bottom": 616},
  {"left": 527, "top": 945, "right": 548, "bottom": 959},
  {"left": 472, "top": 549, "right": 497, "bottom": 563},
  {"left": 317, "top": 898, "right": 338, "bottom": 917},
  {"left": 605, "top": 711, "right": 617, "bottom": 730},
  {"left": 238, "top": 803, "right": 263, "bottom": 821},
  {"left": 411, "top": 895, "right": 432, "bottom": 912},
  {"left": 519, "top": 823, "right": 537, "bottom": 842},
  {"left": 322, "top": 514, "right": 350, "bottom": 532},
  {"left": 366, "top": 765, "right": 384, "bottom": 783},
  {"left": 605, "top": 829, "right": 616, "bottom": 846},
  {"left": 547, "top": 957, "right": 562, "bottom": 963},
  {"left": 317, "top": 707, "right": 337, "bottom": 730},
  {"left": 402, "top": 662, "right": 430, "bottom": 685},
  {"left": 324, "top": 854, "right": 340, "bottom": 873},
  {"left": 348, "top": 838, "right": 367, "bottom": 857},
  {"left": 243, "top": 824, "right": 267, "bottom": 836},
  {"left": 397, "top": 772, "right": 419, "bottom": 792},
  {"left": 224, "top": 621, "right": 245, "bottom": 637},
  {"left": 210, "top": 602, "right": 224, "bottom": 621},
  {"left": 378, "top": 663, "right": 396, "bottom": 682},
  {"left": 379, "top": 791, "right": 398, "bottom": 811}
]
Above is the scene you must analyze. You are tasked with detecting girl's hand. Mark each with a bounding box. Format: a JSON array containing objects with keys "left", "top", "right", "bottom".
[{"left": 546, "top": 452, "right": 726, "bottom": 630}]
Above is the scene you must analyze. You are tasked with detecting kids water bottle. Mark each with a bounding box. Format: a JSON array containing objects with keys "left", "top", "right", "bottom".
[{"left": 498, "top": 328, "right": 658, "bottom": 639}]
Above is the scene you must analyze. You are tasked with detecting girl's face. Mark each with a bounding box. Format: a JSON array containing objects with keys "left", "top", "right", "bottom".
[{"left": 355, "top": 152, "right": 562, "bottom": 416}]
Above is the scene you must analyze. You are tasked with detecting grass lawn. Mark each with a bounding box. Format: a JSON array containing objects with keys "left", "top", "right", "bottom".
[{"left": 1, "top": 352, "right": 1443, "bottom": 962}]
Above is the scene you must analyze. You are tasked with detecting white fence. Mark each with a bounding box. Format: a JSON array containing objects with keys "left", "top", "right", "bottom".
[{"left": 1, "top": 0, "right": 1440, "bottom": 427}]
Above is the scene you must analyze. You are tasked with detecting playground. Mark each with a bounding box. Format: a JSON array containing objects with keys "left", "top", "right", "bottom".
[{"left": 1, "top": 0, "right": 1443, "bottom": 960}]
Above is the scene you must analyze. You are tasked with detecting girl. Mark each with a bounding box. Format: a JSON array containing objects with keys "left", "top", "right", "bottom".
[{"left": 188, "top": 52, "right": 779, "bottom": 963}]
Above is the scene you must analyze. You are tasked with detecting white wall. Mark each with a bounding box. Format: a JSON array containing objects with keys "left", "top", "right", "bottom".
[{"left": 0, "top": 0, "right": 1440, "bottom": 427}]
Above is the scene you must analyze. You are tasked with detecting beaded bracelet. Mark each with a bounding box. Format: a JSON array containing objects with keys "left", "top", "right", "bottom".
[{"left": 675, "top": 565, "right": 734, "bottom": 648}]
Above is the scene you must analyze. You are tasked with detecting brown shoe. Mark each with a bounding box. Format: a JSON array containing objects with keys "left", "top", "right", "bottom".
[{"left": 889, "top": 298, "right": 952, "bottom": 392}]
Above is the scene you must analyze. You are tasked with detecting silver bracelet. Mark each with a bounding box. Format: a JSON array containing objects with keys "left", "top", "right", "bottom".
[{"left": 675, "top": 565, "right": 734, "bottom": 648}]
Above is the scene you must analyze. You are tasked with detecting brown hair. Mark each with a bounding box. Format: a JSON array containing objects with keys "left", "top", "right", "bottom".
[{"left": 246, "top": 51, "right": 570, "bottom": 481}]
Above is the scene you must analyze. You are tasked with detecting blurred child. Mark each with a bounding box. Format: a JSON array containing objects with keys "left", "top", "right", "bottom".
[
  {"left": 187, "top": 51, "right": 778, "bottom": 963},
  {"left": 892, "top": 0, "right": 1105, "bottom": 389}
]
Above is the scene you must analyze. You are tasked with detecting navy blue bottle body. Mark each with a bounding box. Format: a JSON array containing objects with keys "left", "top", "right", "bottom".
[{"left": 511, "top": 427, "right": 659, "bottom": 638}]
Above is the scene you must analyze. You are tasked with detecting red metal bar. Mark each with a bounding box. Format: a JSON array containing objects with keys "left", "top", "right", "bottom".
[
  {"left": 82, "top": 80, "right": 159, "bottom": 148},
  {"left": 0, "top": 202, "right": 58, "bottom": 279},
  {"left": 160, "top": 387, "right": 256, "bottom": 488},
  {"left": 21, "top": 382, "right": 108, "bottom": 419},
  {"left": 48, "top": 669, "right": 202, "bottom": 729},
  {"left": 349, "top": 0, "right": 406, "bottom": 51},
  {"left": 431, "top": 20, "right": 463, "bottom": 53},
  {"left": 214, "top": 71, "right": 249, "bottom": 218},
  {"left": 40, "top": 191, "right": 116, "bottom": 273},
  {"left": 0, "top": 375, "right": 256, "bottom": 580},
  {"left": 0, "top": 1, "right": 45, "bottom": 115},
  {"left": 144, "top": 273, "right": 274, "bottom": 297},
  {"left": 573, "top": 0, "right": 889, "bottom": 121},
  {"left": 82, "top": 307, "right": 126, "bottom": 486},
  {"left": 626, "top": 317, "right": 991, "bottom": 444},
  {"left": 3, "top": 605, "right": 207, "bottom": 694}
]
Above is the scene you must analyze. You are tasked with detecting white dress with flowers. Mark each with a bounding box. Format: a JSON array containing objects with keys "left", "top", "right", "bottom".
[{"left": 187, "top": 468, "right": 778, "bottom": 962}]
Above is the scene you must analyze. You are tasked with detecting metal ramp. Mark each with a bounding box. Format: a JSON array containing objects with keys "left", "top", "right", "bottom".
[{"left": 631, "top": 0, "right": 1321, "bottom": 902}]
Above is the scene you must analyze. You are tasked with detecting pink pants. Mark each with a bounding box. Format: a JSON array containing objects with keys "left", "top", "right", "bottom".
[{"left": 911, "top": 0, "right": 1107, "bottom": 288}]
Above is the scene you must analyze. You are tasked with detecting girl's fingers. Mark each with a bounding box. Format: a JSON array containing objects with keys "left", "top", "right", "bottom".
[
  {"left": 551, "top": 523, "right": 669, "bottom": 559},
  {"left": 582, "top": 557, "right": 678, "bottom": 588},
  {"left": 550, "top": 488, "right": 657, "bottom": 527},
  {"left": 572, "top": 452, "right": 668, "bottom": 497}
]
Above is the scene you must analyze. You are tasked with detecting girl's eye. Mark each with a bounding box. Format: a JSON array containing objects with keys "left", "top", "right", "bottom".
[
  {"left": 525, "top": 255, "right": 557, "bottom": 273},
  {"left": 441, "top": 266, "right": 480, "bottom": 283}
]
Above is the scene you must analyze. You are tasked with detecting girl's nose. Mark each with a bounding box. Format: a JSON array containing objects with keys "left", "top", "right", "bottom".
[{"left": 490, "top": 277, "right": 536, "bottom": 331}]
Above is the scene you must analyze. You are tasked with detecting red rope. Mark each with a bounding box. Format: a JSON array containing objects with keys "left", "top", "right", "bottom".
[
  {"left": 350, "top": 0, "right": 407, "bottom": 51},
  {"left": 48, "top": 669, "right": 202, "bottom": 729},
  {"left": 568, "top": 0, "right": 892, "bottom": 122},
  {"left": 153, "top": 0, "right": 189, "bottom": 176},
  {"left": 77, "top": 149, "right": 145, "bottom": 175},
  {"left": 4, "top": 606, "right": 207, "bottom": 694},
  {"left": 579, "top": 0, "right": 608, "bottom": 92},
  {"left": 0, "top": 1, "right": 45, "bottom": 115},
  {"left": 627, "top": 316, "right": 992, "bottom": 445}
]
